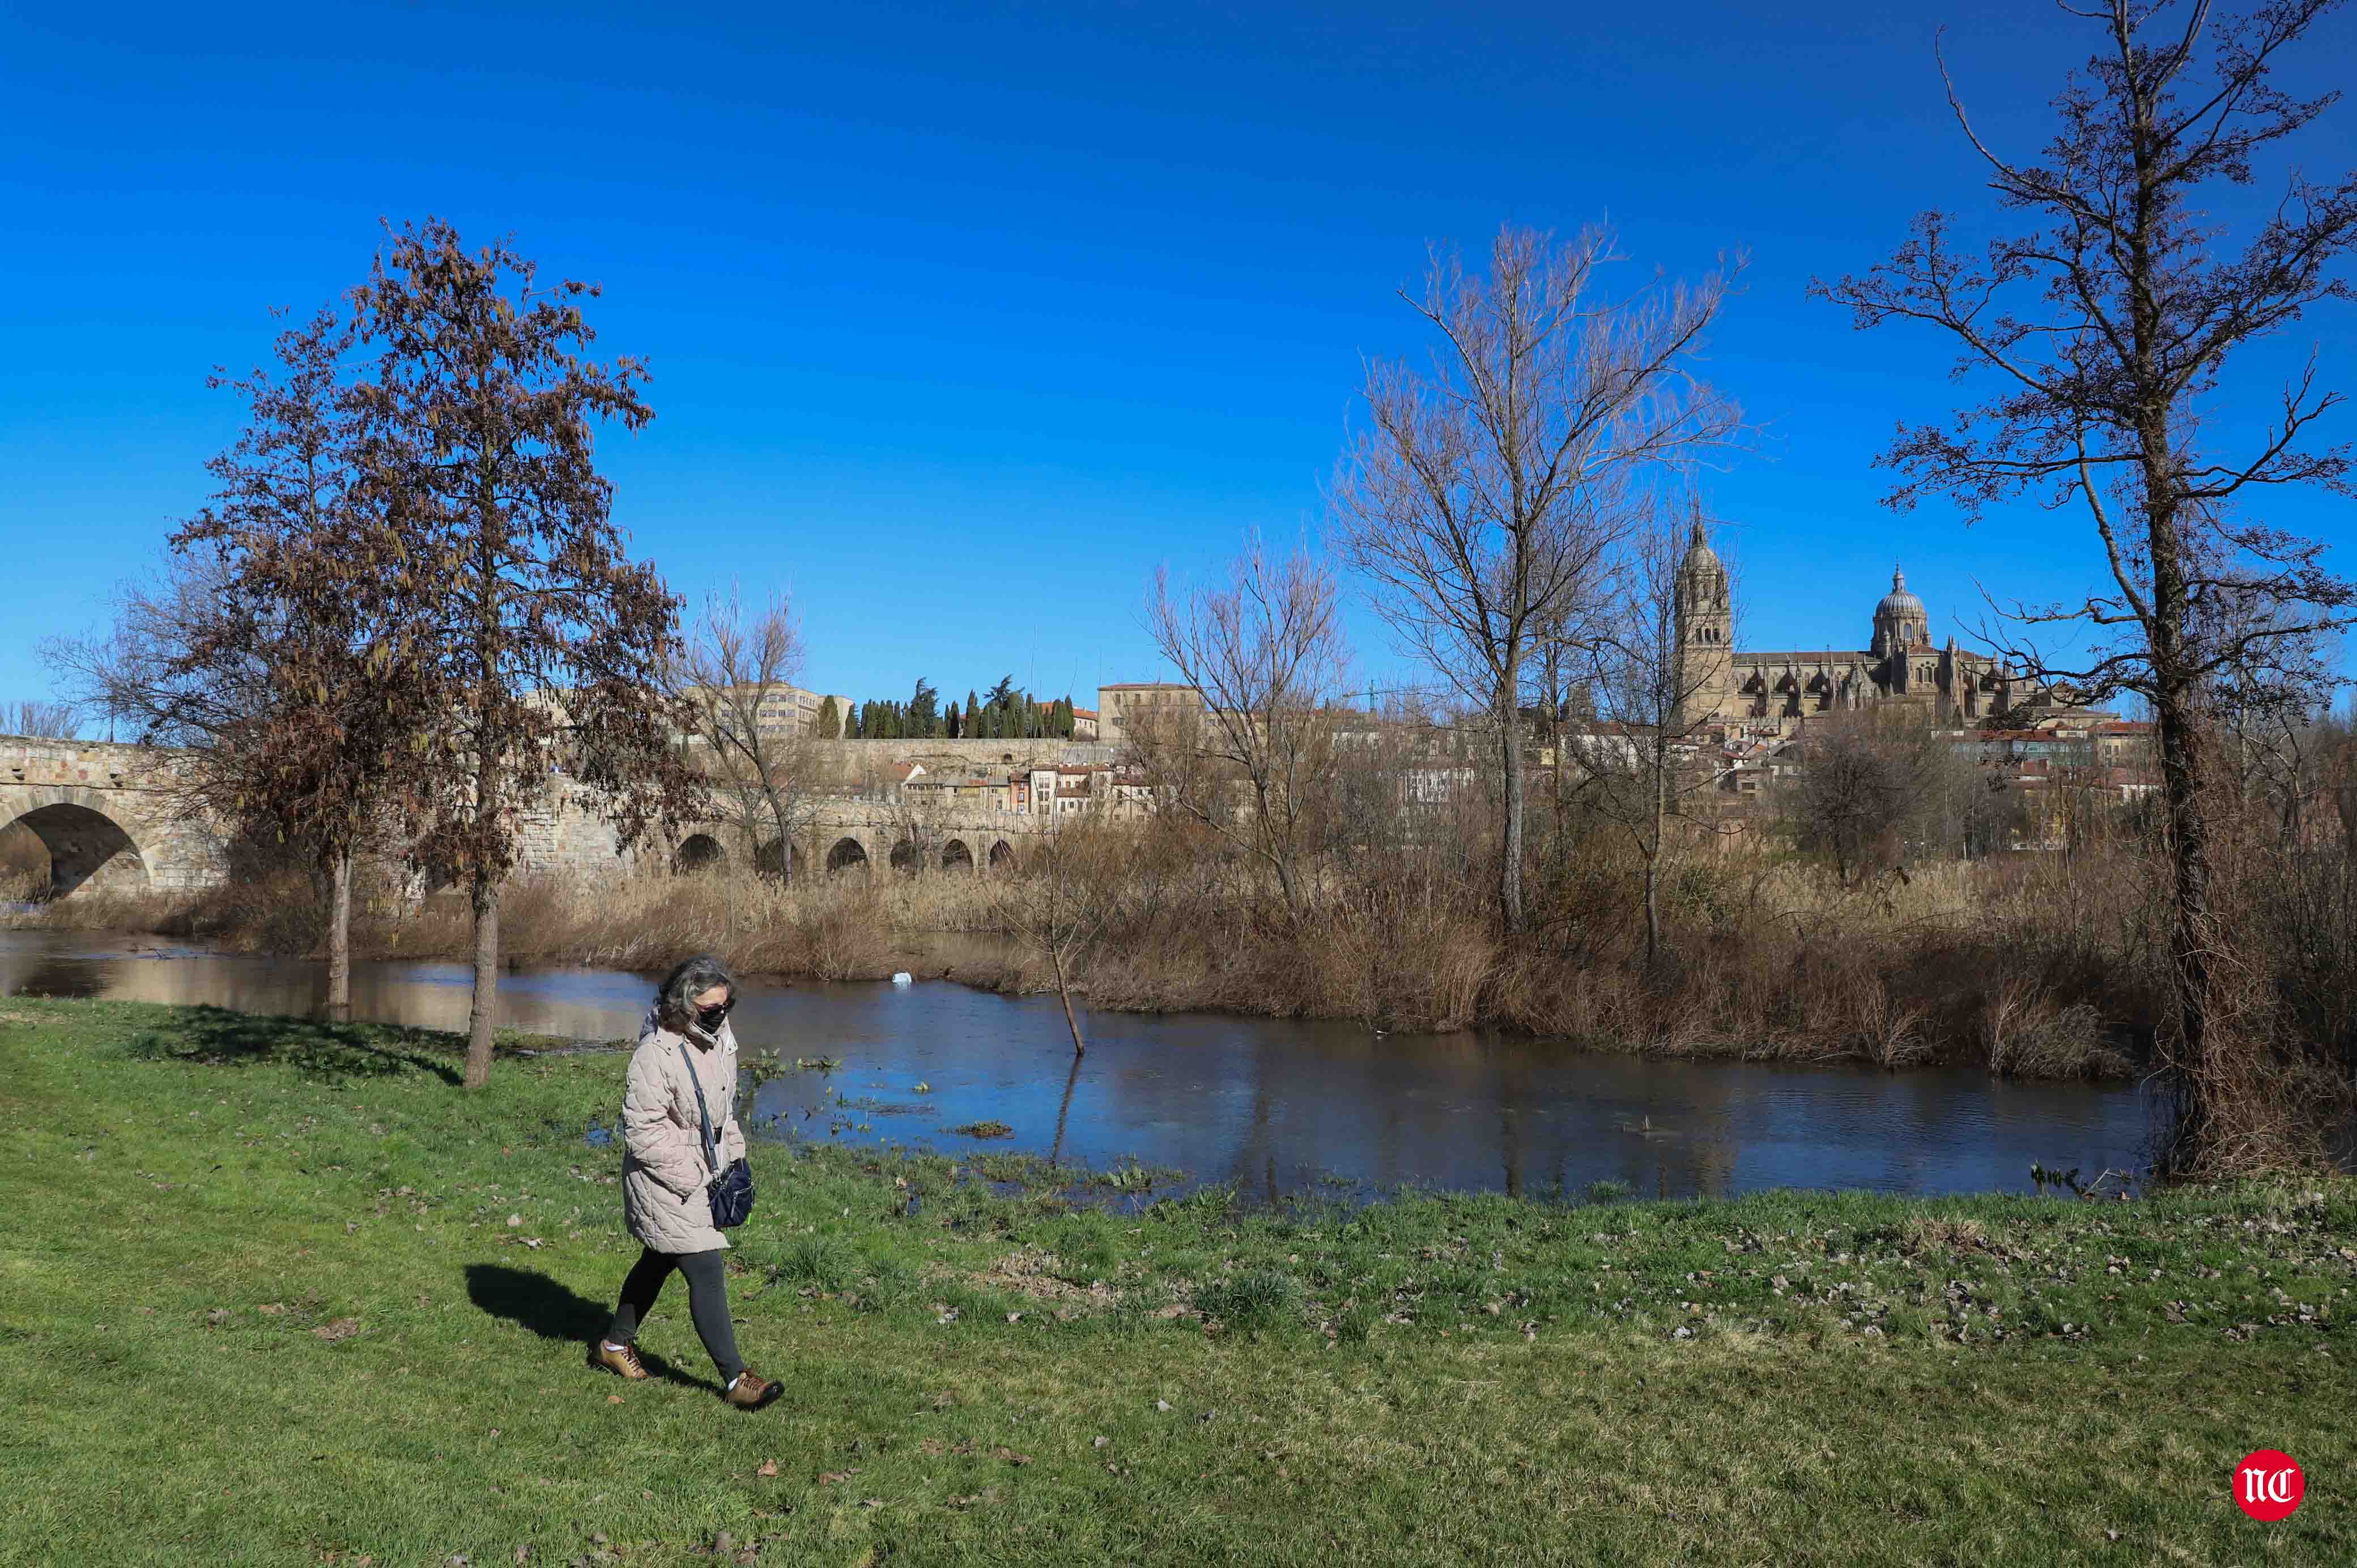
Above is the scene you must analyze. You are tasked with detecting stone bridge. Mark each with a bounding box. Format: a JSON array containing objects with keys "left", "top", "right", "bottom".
[
  {"left": 1, "top": 735, "right": 1058, "bottom": 898},
  {"left": 659, "top": 800, "right": 1045, "bottom": 881},
  {"left": 0, "top": 737, "right": 230, "bottom": 896}
]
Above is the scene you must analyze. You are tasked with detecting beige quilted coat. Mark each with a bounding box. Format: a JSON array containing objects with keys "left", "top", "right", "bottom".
[{"left": 620, "top": 1016, "right": 748, "bottom": 1254}]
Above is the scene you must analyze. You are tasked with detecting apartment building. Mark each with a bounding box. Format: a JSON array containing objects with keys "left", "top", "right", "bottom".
[
  {"left": 677, "top": 681, "right": 854, "bottom": 741},
  {"left": 1096, "top": 682, "right": 1203, "bottom": 735}
]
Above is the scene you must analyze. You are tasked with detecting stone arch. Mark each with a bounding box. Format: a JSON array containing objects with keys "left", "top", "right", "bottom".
[
  {"left": 826, "top": 836, "right": 870, "bottom": 875},
  {"left": 989, "top": 839, "right": 1016, "bottom": 870},
  {"left": 889, "top": 837, "right": 923, "bottom": 875},
  {"left": 755, "top": 839, "right": 801, "bottom": 880},
  {"left": 1, "top": 800, "right": 149, "bottom": 899},
  {"left": 674, "top": 833, "right": 727, "bottom": 874},
  {"left": 941, "top": 838, "right": 973, "bottom": 874}
]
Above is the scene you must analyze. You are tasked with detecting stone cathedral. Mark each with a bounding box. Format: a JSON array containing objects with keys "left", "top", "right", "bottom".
[{"left": 1671, "top": 518, "right": 2041, "bottom": 730}]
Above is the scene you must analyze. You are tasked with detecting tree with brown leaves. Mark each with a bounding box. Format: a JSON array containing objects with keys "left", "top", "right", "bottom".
[
  {"left": 351, "top": 219, "right": 697, "bottom": 1088},
  {"left": 1815, "top": 0, "right": 2357, "bottom": 1174},
  {"left": 164, "top": 306, "right": 429, "bottom": 1021}
]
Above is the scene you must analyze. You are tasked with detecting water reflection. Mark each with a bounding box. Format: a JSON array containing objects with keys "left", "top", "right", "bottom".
[{"left": 2, "top": 928, "right": 2162, "bottom": 1200}]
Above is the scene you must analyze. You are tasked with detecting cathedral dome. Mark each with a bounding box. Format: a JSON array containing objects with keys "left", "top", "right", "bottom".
[{"left": 1876, "top": 566, "right": 1924, "bottom": 621}]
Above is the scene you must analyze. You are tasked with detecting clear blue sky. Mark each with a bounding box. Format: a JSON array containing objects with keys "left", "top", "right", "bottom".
[{"left": 3, "top": 0, "right": 2352, "bottom": 717}]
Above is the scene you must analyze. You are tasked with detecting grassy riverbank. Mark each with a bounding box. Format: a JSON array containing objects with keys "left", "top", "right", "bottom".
[{"left": 3, "top": 997, "right": 2351, "bottom": 1565}]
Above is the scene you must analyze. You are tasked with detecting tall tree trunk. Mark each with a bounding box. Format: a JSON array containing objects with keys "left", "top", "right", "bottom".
[
  {"left": 466, "top": 479, "right": 502, "bottom": 1090},
  {"left": 465, "top": 868, "right": 500, "bottom": 1089},
  {"left": 1499, "top": 667, "right": 1526, "bottom": 936},
  {"left": 1644, "top": 745, "right": 1668, "bottom": 972},
  {"left": 326, "top": 847, "right": 352, "bottom": 1023},
  {"left": 2148, "top": 506, "right": 2219, "bottom": 1174},
  {"left": 771, "top": 787, "right": 794, "bottom": 889}
]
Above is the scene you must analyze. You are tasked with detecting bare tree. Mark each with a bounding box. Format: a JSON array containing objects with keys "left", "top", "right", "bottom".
[
  {"left": 351, "top": 219, "right": 697, "bottom": 1089},
  {"left": 1572, "top": 500, "right": 1738, "bottom": 968},
  {"left": 670, "top": 588, "right": 820, "bottom": 884},
  {"left": 1143, "top": 535, "right": 1348, "bottom": 919},
  {"left": 1814, "top": 0, "right": 2357, "bottom": 1174},
  {"left": 1791, "top": 708, "right": 2012, "bottom": 881},
  {"left": 996, "top": 817, "right": 1119, "bottom": 1059},
  {"left": 2, "top": 701, "right": 79, "bottom": 739},
  {"left": 1333, "top": 223, "right": 1742, "bottom": 935},
  {"left": 45, "top": 553, "right": 266, "bottom": 749},
  {"left": 887, "top": 789, "right": 947, "bottom": 875}
]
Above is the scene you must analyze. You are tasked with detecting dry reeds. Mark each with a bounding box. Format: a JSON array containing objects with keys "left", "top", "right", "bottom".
[{"left": 22, "top": 796, "right": 2357, "bottom": 1120}]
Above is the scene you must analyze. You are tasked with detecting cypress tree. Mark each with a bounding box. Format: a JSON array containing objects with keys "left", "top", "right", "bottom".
[{"left": 816, "top": 695, "right": 840, "bottom": 740}]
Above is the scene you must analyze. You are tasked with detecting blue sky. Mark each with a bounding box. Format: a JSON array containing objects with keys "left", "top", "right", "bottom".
[{"left": 3, "top": 0, "right": 2352, "bottom": 717}]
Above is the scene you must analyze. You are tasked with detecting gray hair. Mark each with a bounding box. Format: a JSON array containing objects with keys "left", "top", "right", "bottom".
[{"left": 656, "top": 953, "right": 738, "bottom": 1024}]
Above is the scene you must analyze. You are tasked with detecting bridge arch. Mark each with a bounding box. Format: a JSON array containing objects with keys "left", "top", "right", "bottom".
[
  {"left": 674, "top": 833, "right": 727, "bottom": 874},
  {"left": 989, "top": 840, "right": 1015, "bottom": 871},
  {"left": 826, "top": 836, "right": 870, "bottom": 875},
  {"left": 941, "top": 838, "right": 973, "bottom": 874},
  {"left": 888, "top": 837, "right": 923, "bottom": 875},
  {"left": 755, "top": 839, "right": 801, "bottom": 881},
  {"left": 0, "top": 800, "right": 150, "bottom": 899}
]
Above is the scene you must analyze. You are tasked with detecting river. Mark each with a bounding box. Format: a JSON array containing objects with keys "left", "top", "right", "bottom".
[{"left": 1, "top": 928, "right": 2161, "bottom": 1202}]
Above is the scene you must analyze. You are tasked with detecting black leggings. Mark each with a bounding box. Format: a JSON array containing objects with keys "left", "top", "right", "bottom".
[{"left": 606, "top": 1247, "right": 743, "bottom": 1382}]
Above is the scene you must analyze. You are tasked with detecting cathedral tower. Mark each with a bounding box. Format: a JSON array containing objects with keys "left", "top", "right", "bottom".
[{"left": 1673, "top": 510, "right": 1732, "bottom": 725}]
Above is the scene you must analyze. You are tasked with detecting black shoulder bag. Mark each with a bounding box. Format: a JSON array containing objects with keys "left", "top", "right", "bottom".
[{"left": 677, "top": 1042, "right": 756, "bottom": 1229}]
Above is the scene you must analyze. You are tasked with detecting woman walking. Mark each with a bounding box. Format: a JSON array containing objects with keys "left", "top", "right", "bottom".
[{"left": 591, "top": 953, "right": 777, "bottom": 1409}]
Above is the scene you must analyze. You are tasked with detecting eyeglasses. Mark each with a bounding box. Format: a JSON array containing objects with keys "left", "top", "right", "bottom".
[{"left": 694, "top": 997, "right": 735, "bottom": 1029}]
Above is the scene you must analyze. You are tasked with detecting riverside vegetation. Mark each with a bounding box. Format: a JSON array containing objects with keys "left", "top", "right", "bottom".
[
  {"left": 21, "top": 785, "right": 2357, "bottom": 1101},
  {"left": 3, "top": 996, "right": 2352, "bottom": 1566}
]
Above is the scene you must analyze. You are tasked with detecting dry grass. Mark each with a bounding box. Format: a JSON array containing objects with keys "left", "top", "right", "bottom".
[
  {"left": 377, "top": 870, "right": 1007, "bottom": 980},
  {"left": 0, "top": 819, "right": 50, "bottom": 901}
]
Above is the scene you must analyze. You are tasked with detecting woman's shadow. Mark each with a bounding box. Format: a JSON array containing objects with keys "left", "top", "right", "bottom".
[{"left": 463, "top": 1264, "right": 713, "bottom": 1392}]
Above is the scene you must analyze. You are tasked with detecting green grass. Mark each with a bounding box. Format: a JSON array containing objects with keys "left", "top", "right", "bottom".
[{"left": 2, "top": 997, "right": 2352, "bottom": 1566}]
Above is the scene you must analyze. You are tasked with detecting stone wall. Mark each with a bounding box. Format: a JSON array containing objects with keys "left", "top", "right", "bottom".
[{"left": 803, "top": 738, "right": 1117, "bottom": 785}]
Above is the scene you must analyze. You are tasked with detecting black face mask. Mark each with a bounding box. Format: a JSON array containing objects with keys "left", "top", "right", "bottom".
[{"left": 692, "top": 998, "right": 734, "bottom": 1034}]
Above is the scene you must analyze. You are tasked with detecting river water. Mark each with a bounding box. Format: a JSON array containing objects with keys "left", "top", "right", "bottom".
[{"left": 1, "top": 928, "right": 2161, "bottom": 1202}]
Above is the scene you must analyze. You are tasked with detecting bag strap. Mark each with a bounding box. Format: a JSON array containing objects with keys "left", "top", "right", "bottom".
[{"left": 676, "top": 1041, "right": 719, "bottom": 1173}]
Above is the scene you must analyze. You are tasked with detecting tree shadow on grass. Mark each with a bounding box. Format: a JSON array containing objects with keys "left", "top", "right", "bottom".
[
  {"left": 125, "top": 1004, "right": 463, "bottom": 1085},
  {"left": 464, "top": 1263, "right": 708, "bottom": 1392}
]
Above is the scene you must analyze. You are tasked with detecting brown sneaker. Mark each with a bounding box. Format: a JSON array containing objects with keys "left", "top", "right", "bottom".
[
  {"left": 590, "top": 1340, "right": 649, "bottom": 1380},
  {"left": 724, "top": 1369, "right": 779, "bottom": 1409}
]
